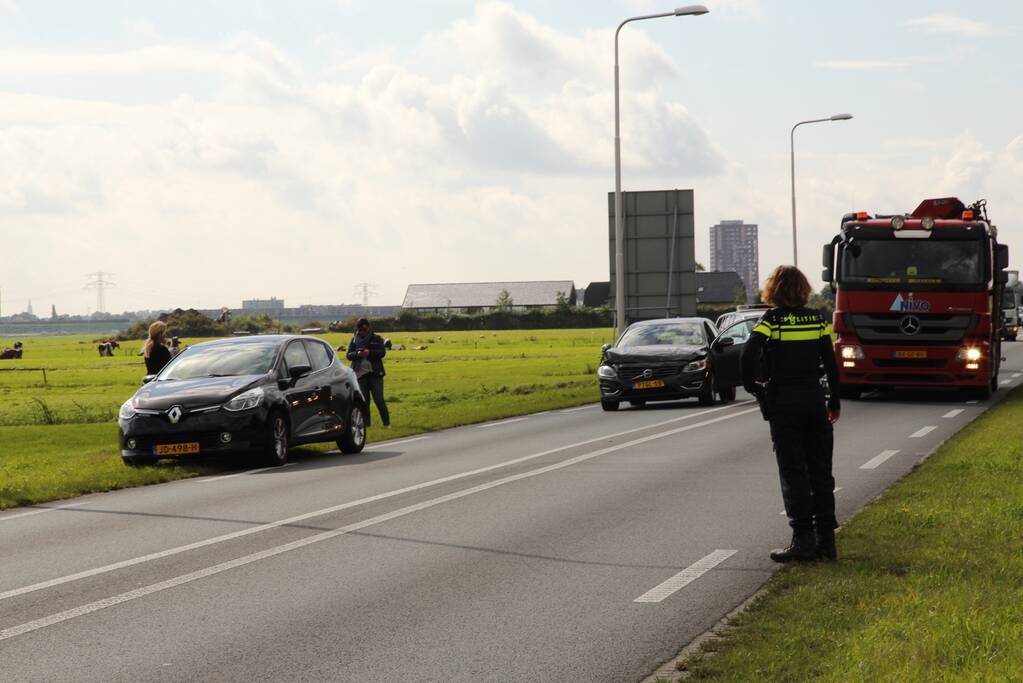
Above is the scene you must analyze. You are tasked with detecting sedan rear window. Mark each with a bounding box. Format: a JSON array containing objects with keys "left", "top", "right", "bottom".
[{"left": 160, "top": 342, "right": 279, "bottom": 380}]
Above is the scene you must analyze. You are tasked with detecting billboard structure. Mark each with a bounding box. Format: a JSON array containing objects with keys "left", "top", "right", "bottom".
[{"left": 608, "top": 189, "right": 697, "bottom": 327}]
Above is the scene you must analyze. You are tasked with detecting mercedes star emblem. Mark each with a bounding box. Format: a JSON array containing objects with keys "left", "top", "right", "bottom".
[
  {"left": 899, "top": 315, "right": 921, "bottom": 336},
  {"left": 167, "top": 405, "right": 183, "bottom": 424}
]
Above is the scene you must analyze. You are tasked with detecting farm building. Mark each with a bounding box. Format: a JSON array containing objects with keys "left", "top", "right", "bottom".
[
  {"left": 401, "top": 281, "right": 576, "bottom": 314},
  {"left": 583, "top": 271, "right": 746, "bottom": 308}
]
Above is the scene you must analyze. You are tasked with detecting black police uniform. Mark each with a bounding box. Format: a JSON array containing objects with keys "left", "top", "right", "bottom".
[{"left": 741, "top": 307, "right": 841, "bottom": 562}]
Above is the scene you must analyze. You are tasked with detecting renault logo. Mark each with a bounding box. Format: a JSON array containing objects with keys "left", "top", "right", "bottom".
[
  {"left": 167, "top": 406, "right": 183, "bottom": 424},
  {"left": 899, "top": 315, "right": 921, "bottom": 336}
]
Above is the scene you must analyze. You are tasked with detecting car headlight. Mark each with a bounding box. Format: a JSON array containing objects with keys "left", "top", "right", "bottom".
[
  {"left": 224, "top": 387, "right": 264, "bottom": 412},
  {"left": 683, "top": 358, "right": 707, "bottom": 373},
  {"left": 597, "top": 365, "right": 617, "bottom": 379},
  {"left": 119, "top": 399, "right": 136, "bottom": 420}
]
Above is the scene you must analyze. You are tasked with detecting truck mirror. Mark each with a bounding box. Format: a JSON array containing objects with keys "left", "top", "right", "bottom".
[
  {"left": 822, "top": 243, "right": 835, "bottom": 283},
  {"left": 995, "top": 245, "right": 1009, "bottom": 283}
]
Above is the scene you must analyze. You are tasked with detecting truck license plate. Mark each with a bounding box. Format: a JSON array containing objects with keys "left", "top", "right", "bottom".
[{"left": 894, "top": 350, "right": 927, "bottom": 359}]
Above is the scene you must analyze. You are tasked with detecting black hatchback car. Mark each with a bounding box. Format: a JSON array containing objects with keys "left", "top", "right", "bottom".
[
  {"left": 119, "top": 335, "right": 367, "bottom": 466},
  {"left": 598, "top": 317, "right": 742, "bottom": 410}
]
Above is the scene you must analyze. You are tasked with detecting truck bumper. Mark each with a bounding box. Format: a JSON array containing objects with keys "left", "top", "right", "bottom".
[{"left": 836, "top": 341, "right": 990, "bottom": 388}]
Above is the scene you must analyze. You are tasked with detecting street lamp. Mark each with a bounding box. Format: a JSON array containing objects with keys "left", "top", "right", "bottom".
[
  {"left": 613, "top": 5, "right": 709, "bottom": 337},
  {"left": 789, "top": 113, "right": 853, "bottom": 267}
]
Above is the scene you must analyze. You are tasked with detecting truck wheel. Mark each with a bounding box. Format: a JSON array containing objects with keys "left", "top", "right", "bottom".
[{"left": 601, "top": 399, "right": 619, "bottom": 411}]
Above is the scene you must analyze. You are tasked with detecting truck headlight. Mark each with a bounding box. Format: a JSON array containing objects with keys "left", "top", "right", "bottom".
[
  {"left": 224, "top": 387, "right": 264, "bottom": 412},
  {"left": 597, "top": 365, "right": 617, "bottom": 379},
  {"left": 956, "top": 347, "right": 982, "bottom": 362},
  {"left": 119, "top": 399, "right": 136, "bottom": 420},
  {"left": 840, "top": 345, "right": 864, "bottom": 360},
  {"left": 683, "top": 358, "right": 707, "bottom": 373}
]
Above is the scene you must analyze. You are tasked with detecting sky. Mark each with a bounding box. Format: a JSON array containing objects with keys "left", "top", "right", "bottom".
[{"left": 1, "top": 0, "right": 1021, "bottom": 315}]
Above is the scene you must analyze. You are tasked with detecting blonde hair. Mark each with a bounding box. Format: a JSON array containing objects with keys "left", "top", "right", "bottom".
[
  {"left": 144, "top": 321, "right": 167, "bottom": 359},
  {"left": 762, "top": 265, "right": 812, "bottom": 309}
]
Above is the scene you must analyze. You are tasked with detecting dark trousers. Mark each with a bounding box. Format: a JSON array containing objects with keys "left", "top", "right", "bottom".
[
  {"left": 767, "top": 390, "right": 836, "bottom": 532},
  {"left": 358, "top": 374, "right": 389, "bottom": 427}
]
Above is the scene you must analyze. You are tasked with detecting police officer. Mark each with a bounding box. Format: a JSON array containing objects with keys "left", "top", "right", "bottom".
[{"left": 742, "top": 265, "right": 841, "bottom": 562}]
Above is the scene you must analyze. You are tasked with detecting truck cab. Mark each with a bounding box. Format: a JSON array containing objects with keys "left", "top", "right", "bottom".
[{"left": 823, "top": 198, "right": 1010, "bottom": 400}]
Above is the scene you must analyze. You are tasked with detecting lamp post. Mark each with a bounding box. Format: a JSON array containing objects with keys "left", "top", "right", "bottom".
[
  {"left": 789, "top": 113, "right": 853, "bottom": 267},
  {"left": 613, "top": 5, "right": 709, "bottom": 338}
]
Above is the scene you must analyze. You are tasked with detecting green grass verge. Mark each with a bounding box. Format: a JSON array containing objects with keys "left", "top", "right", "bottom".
[
  {"left": 0, "top": 329, "right": 613, "bottom": 509},
  {"left": 671, "top": 386, "right": 1023, "bottom": 682}
]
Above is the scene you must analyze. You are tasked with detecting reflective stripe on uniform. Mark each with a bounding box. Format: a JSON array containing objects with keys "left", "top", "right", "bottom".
[{"left": 755, "top": 319, "right": 831, "bottom": 342}]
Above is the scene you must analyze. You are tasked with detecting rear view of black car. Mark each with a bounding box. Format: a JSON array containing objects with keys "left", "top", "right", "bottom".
[
  {"left": 598, "top": 318, "right": 738, "bottom": 410},
  {"left": 119, "top": 335, "right": 367, "bottom": 466}
]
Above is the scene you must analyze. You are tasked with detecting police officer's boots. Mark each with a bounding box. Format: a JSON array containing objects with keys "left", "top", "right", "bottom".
[
  {"left": 815, "top": 526, "right": 837, "bottom": 561},
  {"left": 770, "top": 529, "right": 817, "bottom": 563}
]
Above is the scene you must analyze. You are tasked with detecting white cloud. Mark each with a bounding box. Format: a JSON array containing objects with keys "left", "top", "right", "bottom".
[
  {"left": 815, "top": 60, "right": 906, "bottom": 70},
  {"left": 904, "top": 13, "right": 995, "bottom": 37},
  {"left": 0, "top": 0, "right": 16, "bottom": 15}
]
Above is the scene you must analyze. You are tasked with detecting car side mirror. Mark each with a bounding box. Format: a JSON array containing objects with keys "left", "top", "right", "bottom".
[
  {"left": 601, "top": 343, "right": 610, "bottom": 353},
  {"left": 713, "top": 337, "right": 736, "bottom": 351},
  {"left": 142, "top": 374, "right": 156, "bottom": 384},
  {"left": 290, "top": 364, "right": 312, "bottom": 380},
  {"left": 822, "top": 243, "right": 835, "bottom": 283}
]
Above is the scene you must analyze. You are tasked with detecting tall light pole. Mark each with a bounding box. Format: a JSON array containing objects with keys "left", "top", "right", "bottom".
[
  {"left": 789, "top": 113, "right": 853, "bottom": 267},
  {"left": 614, "top": 5, "right": 708, "bottom": 338}
]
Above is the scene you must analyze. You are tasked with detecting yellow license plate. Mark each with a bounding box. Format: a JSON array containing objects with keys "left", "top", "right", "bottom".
[
  {"left": 155, "top": 442, "right": 200, "bottom": 456},
  {"left": 894, "top": 350, "right": 928, "bottom": 359},
  {"left": 633, "top": 379, "right": 665, "bottom": 390}
]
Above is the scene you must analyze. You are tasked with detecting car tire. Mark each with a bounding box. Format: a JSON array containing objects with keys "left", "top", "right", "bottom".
[
  {"left": 717, "top": 385, "right": 736, "bottom": 404},
  {"left": 337, "top": 402, "right": 367, "bottom": 454},
  {"left": 698, "top": 376, "right": 716, "bottom": 406},
  {"left": 629, "top": 400, "right": 646, "bottom": 408},
  {"left": 601, "top": 399, "right": 619, "bottom": 411},
  {"left": 263, "top": 411, "right": 290, "bottom": 466}
]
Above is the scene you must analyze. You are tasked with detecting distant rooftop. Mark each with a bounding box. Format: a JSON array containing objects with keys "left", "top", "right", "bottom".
[{"left": 402, "top": 281, "right": 576, "bottom": 309}]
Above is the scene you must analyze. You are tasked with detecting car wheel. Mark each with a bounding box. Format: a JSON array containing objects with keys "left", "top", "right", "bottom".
[
  {"left": 698, "top": 376, "right": 716, "bottom": 406},
  {"left": 629, "top": 400, "right": 646, "bottom": 407},
  {"left": 717, "top": 384, "right": 736, "bottom": 404},
  {"left": 601, "top": 399, "right": 619, "bottom": 411},
  {"left": 337, "top": 402, "right": 367, "bottom": 454},
  {"left": 263, "top": 411, "right": 289, "bottom": 466}
]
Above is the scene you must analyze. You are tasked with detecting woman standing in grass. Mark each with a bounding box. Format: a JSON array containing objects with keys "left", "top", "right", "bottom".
[{"left": 144, "top": 321, "right": 172, "bottom": 376}]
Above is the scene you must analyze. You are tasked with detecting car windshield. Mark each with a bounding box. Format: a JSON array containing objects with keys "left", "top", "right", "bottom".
[
  {"left": 618, "top": 323, "right": 703, "bottom": 348},
  {"left": 840, "top": 239, "right": 984, "bottom": 285},
  {"left": 159, "top": 342, "right": 278, "bottom": 380}
]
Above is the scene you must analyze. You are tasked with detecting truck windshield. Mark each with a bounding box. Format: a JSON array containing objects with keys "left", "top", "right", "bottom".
[{"left": 839, "top": 239, "right": 984, "bottom": 286}]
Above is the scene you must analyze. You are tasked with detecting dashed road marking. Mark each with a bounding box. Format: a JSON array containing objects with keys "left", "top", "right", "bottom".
[
  {"left": 633, "top": 550, "right": 737, "bottom": 603},
  {"left": 966, "top": 400, "right": 979, "bottom": 405},
  {"left": 909, "top": 426, "right": 937, "bottom": 438},
  {"left": 1013, "top": 373, "right": 1021, "bottom": 379},
  {"left": 198, "top": 462, "right": 297, "bottom": 483},
  {"left": 559, "top": 405, "right": 596, "bottom": 413},
  {"left": 942, "top": 409, "right": 964, "bottom": 418},
  {"left": 1000, "top": 379, "right": 1012, "bottom": 385},
  {"left": 861, "top": 450, "right": 900, "bottom": 469},
  {"left": 365, "top": 436, "right": 432, "bottom": 451}
]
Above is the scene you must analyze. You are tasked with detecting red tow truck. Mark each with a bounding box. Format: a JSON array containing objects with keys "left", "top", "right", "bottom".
[{"left": 822, "top": 197, "right": 1010, "bottom": 400}]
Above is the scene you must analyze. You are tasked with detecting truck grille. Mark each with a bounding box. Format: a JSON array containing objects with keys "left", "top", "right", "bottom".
[
  {"left": 872, "top": 359, "right": 947, "bottom": 369},
  {"left": 845, "top": 313, "right": 975, "bottom": 344}
]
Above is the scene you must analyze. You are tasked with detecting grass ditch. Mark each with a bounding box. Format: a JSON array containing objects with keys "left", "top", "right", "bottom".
[
  {"left": 0, "top": 329, "right": 612, "bottom": 509},
  {"left": 663, "top": 385, "right": 1023, "bottom": 682}
]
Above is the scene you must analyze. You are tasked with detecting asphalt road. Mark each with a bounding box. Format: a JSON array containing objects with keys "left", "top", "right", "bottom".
[{"left": 3, "top": 342, "right": 1022, "bottom": 682}]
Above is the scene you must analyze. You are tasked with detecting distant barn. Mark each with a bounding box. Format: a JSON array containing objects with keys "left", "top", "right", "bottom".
[
  {"left": 583, "top": 271, "right": 745, "bottom": 308},
  {"left": 401, "top": 281, "right": 576, "bottom": 314}
]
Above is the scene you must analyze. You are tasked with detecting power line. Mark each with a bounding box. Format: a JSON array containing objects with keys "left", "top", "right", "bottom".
[
  {"left": 352, "top": 282, "right": 377, "bottom": 307},
  {"left": 85, "top": 271, "right": 116, "bottom": 314}
]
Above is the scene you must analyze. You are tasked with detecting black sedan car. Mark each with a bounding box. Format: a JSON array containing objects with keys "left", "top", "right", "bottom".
[
  {"left": 598, "top": 317, "right": 740, "bottom": 411},
  {"left": 119, "top": 335, "right": 367, "bottom": 466}
]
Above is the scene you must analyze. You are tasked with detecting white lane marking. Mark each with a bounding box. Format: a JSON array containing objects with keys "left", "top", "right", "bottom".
[
  {"left": 0, "top": 401, "right": 754, "bottom": 603},
  {"left": 633, "top": 550, "right": 737, "bottom": 603},
  {"left": 559, "top": 405, "right": 596, "bottom": 413},
  {"left": 477, "top": 417, "right": 527, "bottom": 429},
  {"left": 1013, "top": 373, "right": 1021, "bottom": 379},
  {"left": 942, "top": 409, "right": 964, "bottom": 419},
  {"left": 860, "top": 450, "right": 900, "bottom": 470},
  {"left": 198, "top": 462, "right": 297, "bottom": 483},
  {"left": 365, "top": 435, "right": 432, "bottom": 451},
  {"left": 1000, "top": 379, "right": 1012, "bottom": 385},
  {"left": 966, "top": 400, "right": 979, "bottom": 405},
  {"left": 0, "top": 502, "right": 85, "bottom": 523},
  {"left": 200, "top": 436, "right": 435, "bottom": 483},
  {"left": 909, "top": 426, "right": 937, "bottom": 438},
  {"left": 0, "top": 407, "right": 761, "bottom": 641}
]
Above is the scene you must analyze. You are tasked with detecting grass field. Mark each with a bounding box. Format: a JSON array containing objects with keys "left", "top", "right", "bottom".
[
  {"left": 668, "top": 386, "right": 1023, "bottom": 682},
  {"left": 0, "top": 329, "right": 613, "bottom": 509}
]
